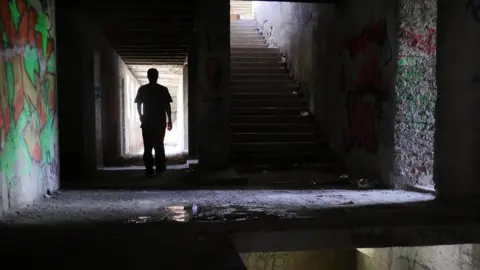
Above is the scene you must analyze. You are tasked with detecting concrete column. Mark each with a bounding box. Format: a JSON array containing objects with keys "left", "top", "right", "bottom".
[
  {"left": 434, "top": 0, "right": 480, "bottom": 201},
  {"left": 393, "top": 0, "right": 437, "bottom": 188},
  {"left": 188, "top": 36, "right": 198, "bottom": 158},
  {"left": 194, "top": 0, "right": 231, "bottom": 170}
]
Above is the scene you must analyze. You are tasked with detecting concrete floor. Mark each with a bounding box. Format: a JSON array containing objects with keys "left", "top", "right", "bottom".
[
  {"left": 1, "top": 189, "right": 434, "bottom": 224},
  {"left": 2, "top": 168, "right": 480, "bottom": 269}
]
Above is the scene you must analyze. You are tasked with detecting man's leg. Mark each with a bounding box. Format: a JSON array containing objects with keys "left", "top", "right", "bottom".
[
  {"left": 141, "top": 127, "right": 155, "bottom": 175},
  {"left": 154, "top": 125, "right": 167, "bottom": 173}
]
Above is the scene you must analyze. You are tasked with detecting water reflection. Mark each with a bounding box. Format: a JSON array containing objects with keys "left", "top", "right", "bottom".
[{"left": 167, "top": 205, "right": 198, "bottom": 222}]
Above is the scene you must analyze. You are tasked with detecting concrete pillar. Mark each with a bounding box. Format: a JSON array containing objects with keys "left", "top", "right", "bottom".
[
  {"left": 393, "top": 0, "right": 437, "bottom": 188},
  {"left": 434, "top": 0, "right": 480, "bottom": 201},
  {"left": 188, "top": 37, "right": 198, "bottom": 158},
  {"left": 194, "top": 0, "right": 231, "bottom": 170}
]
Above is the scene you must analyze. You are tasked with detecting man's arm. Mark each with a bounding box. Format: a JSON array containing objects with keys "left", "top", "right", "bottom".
[
  {"left": 165, "top": 87, "right": 173, "bottom": 130},
  {"left": 166, "top": 103, "right": 172, "bottom": 124},
  {"left": 137, "top": 103, "right": 142, "bottom": 120}
]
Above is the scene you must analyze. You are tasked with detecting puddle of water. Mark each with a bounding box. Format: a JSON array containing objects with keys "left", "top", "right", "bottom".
[{"left": 125, "top": 205, "right": 313, "bottom": 224}]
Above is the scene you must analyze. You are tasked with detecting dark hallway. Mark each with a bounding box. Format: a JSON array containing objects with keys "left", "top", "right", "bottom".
[{"left": 1, "top": 0, "right": 480, "bottom": 269}]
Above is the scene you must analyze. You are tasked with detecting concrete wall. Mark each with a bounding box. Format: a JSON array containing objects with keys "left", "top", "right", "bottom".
[
  {"left": 358, "top": 245, "right": 480, "bottom": 270},
  {"left": 253, "top": 1, "right": 399, "bottom": 187},
  {"left": 120, "top": 66, "right": 141, "bottom": 156},
  {"left": 56, "top": 2, "right": 139, "bottom": 179},
  {"left": 252, "top": 2, "right": 334, "bottom": 121},
  {"left": 334, "top": 0, "right": 399, "bottom": 187},
  {"left": 433, "top": 0, "right": 480, "bottom": 201},
  {"left": 195, "top": 0, "right": 231, "bottom": 170},
  {"left": 0, "top": 0, "right": 59, "bottom": 214},
  {"left": 393, "top": 0, "right": 436, "bottom": 188},
  {"left": 240, "top": 249, "right": 356, "bottom": 270}
]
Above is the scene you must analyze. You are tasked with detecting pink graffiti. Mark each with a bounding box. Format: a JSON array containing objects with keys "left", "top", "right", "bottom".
[
  {"left": 345, "top": 19, "right": 388, "bottom": 60},
  {"left": 343, "top": 94, "right": 377, "bottom": 153},
  {"left": 402, "top": 28, "right": 436, "bottom": 55}
]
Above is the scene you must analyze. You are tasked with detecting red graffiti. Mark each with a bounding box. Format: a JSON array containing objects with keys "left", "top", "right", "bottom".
[
  {"left": 356, "top": 53, "right": 386, "bottom": 93},
  {"left": 0, "top": 0, "right": 55, "bottom": 59},
  {"left": 205, "top": 57, "right": 223, "bottom": 91},
  {"left": 346, "top": 19, "right": 389, "bottom": 60},
  {"left": 342, "top": 19, "right": 391, "bottom": 154},
  {"left": 343, "top": 93, "right": 377, "bottom": 153},
  {"left": 402, "top": 28, "right": 436, "bottom": 55}
]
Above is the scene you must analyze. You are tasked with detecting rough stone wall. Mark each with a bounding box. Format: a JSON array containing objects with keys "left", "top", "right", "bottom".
[
  {"left": 335, "top": 0, "right": 399, "bottom": 187},
  {"left": 358, "top": 245, "right": 480, "bottom": 270},
  {"left": 0, "top": 0, "right": 59, "bottom": 214},
  {"left": 394, "top": 0, "right": 437, "bottom": 187}
]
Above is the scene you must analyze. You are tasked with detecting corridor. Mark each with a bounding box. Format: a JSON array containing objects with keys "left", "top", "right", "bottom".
[{"left": 1, "top": 0, "right": 480, "bottom": 269}]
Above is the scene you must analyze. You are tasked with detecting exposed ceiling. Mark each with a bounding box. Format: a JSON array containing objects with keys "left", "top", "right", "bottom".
[{"left": 85, "top": 0, "right": 194, "bottom": 66}]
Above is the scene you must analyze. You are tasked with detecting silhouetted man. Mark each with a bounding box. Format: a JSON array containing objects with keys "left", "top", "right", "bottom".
[{"left": 134, "top": 68, "right": 173, "bottom": 177}]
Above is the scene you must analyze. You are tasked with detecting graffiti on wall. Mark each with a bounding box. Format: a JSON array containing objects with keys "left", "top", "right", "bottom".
[
  {"left": 0, "top": 0, "right": 57, "bottom": 186},
  {"left": 399, "top": 28, "right": 436, "bottom": 56},
  {"left": 467, "top": 0, "right": 480, "bottom": 22},
  {"left": 342, "top": 19, "right": 391, "bottom": 154}
]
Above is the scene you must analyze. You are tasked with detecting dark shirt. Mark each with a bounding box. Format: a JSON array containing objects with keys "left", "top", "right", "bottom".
[{"left": 134, "top": 83, "right": 173, "bottom": 127}]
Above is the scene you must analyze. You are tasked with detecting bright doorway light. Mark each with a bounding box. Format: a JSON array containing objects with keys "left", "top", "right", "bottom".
[{"left": 123, "top": 65, "right": 185, "bottom": 157}]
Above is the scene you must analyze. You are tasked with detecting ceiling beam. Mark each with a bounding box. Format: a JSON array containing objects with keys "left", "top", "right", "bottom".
[
  {"left": 112, "top": 42, "right": 189, "bottom": 47},
  {"left": 107, "top": 33, "right": 192, "bottom": 42},
  {"left": 124, "top": 60, "right": 185, "bottom": 65}
]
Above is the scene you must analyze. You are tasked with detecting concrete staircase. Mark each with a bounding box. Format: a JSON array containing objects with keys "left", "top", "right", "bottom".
[{"left": 230, "top": 19, "right": 323, "bottom": 167}]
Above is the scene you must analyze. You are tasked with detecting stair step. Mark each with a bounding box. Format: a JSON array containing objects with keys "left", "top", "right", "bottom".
[
  {"left": 230, "top": 20, "right": 256, "bottom": 24},
  {"left": 231, "top": 74, "right": 291, "bottom": 80},
  {"left": 231, "top": 51, "right": 280, "bottom": 58},
  {"left": 230, "top": 32, "right": 262, "bottom": 37},
  {"left": 231, "top": 42, "right": 266, "bottom": 47},
  {"left": 231, "top": 142, "right": 319, "bottom": 155},
  {"left": 231, "top": 48, "right": 279, "bottom": 54},
  {"left": 231, "top": 68, "right": 286, "bottom": 75},
  {"left": 232, "top": 100, "right": 305, "bottom": 108},
  {"left": 231, "top": 80, "right": 296, "bottom": 87},
  {"left": 231, "top": 35, "right": 264, "bottom": 40},
  {"left": 231, "top": 123, "right": 315, "bottom": 133},
  {"left": 231, "top": 57, "right": 280, "bottom": 63},
  {"left": 232, "top": 132, "right": 317, "bottom": 143},
  {"left": 231, "top": 62, "right": 284, "bottom": 69},
  {"left": 231, "top": 152, "right": 319, "bottom": 165},
  {"left": 230, "top": 85, "right": 298, "bottom": 93},
  {"left": 232, "top": 107, "right": 305, "bottom": 116},
  {"left": 231, "top": 44, "right": 268, "bottom": 48},
  {"left": 231, "top": 115, "right": 310, "bottom": 124},
  {"left": 232, "top": 93, "right": 300, "bottom": 101}
]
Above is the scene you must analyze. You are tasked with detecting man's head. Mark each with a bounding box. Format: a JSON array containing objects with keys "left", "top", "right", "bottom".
[{"left": 147, "top": 68, "right": 159, "bottom": 83}]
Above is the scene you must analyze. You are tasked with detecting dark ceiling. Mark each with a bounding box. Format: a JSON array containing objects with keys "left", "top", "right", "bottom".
[
  {"left": 84, "top": 0, "right": 335, "bottom": 66},
  {"left": 86, "top": 0, "right": 194, "bottom": 65}
]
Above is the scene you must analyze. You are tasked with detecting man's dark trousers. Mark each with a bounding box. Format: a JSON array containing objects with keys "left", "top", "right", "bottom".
[{"left": 141, "top": 124, "right": 167, "bottom": 173}]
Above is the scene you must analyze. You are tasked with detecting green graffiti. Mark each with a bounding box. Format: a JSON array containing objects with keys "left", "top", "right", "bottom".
[
  {"left": 0, "top": 0, "right": 57, "bottom": 189},
  {"left": 396, "top": 56, "right": 434, "bottom": 126},
  {"left": 35, "top": 12, "right": 49, "bottom": 58},
  {"left": 9, "top": 0, "right": 20, "bottom": 30},
  {"left": 24, "top": 45, "right": 40, "bottom": 84}
]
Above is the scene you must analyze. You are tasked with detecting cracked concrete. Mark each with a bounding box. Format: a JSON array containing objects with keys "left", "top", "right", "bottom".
[{"left": 1, "top": 189, "right": 433, "bottom": 225}]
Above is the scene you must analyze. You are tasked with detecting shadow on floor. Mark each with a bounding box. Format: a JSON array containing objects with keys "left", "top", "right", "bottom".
[{"left": 63, "top": 165, "right": 368, "bottom": 191}]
